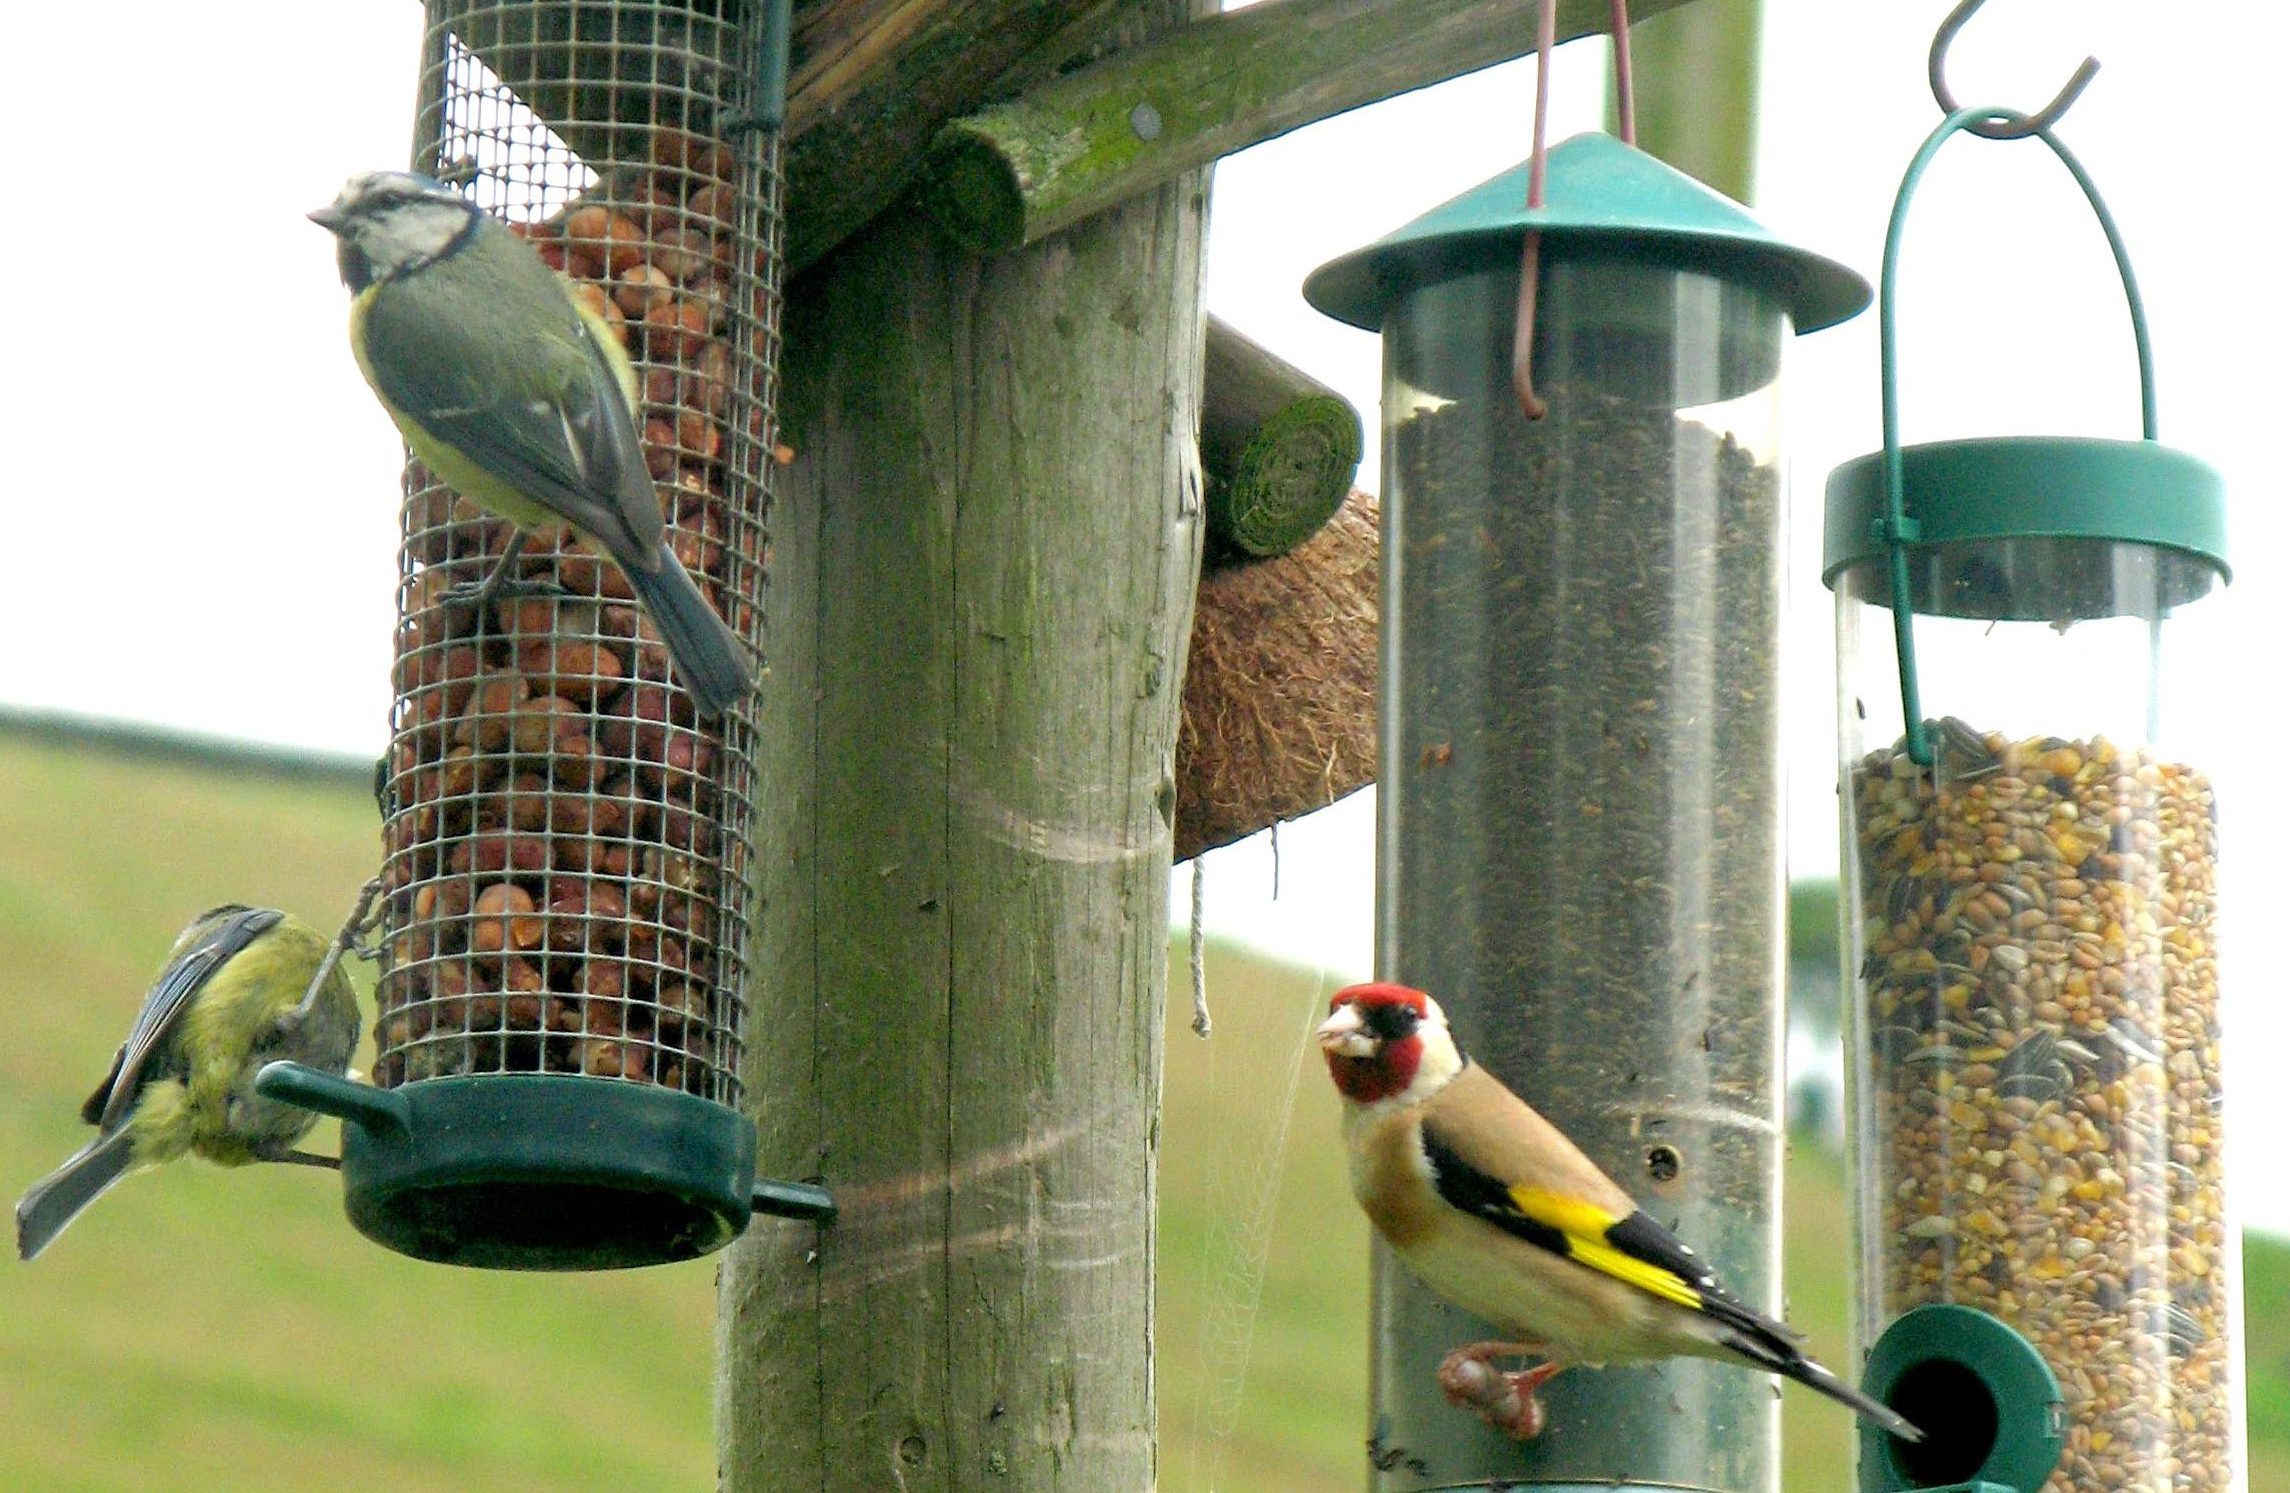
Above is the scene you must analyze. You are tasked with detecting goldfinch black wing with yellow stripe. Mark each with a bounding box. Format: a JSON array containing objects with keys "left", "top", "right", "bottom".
[
  {"left": 1416, "top": 1122, "right": 1729, "bottom": 1311},
  {"left": 1416, "top": 1064, "right": 1923, "bottom": 1443}
]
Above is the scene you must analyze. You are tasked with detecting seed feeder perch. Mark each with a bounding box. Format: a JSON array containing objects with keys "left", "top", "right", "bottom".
[
  {"left": 1825, "top": 66, "right": 2238, "bottom": 1493},
  {"left": 1303, "top": 23, "right": 1867, "bottom": 1482},
  {"left": 256, "top": 0, "right": 832, "bottom": 1271}
]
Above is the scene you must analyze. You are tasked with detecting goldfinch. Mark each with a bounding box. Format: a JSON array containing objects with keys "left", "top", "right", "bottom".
[
  {"left": 16, "top": 906, "right": 362, "bottom": 1261},
  {"left": 310, "top": 170, "right": 753, "bottom": 718},
  {"left": 1317, "top": 980, "right": 1920, "bottom": 1444}
]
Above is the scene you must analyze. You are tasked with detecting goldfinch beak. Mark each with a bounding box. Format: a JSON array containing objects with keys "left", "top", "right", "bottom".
[
  {"left": 308, "top": 200, "right": 351, "bottom": 231},
  {"left": 1315, "top": 1004, "right": 1377, "bottom": 1059}
]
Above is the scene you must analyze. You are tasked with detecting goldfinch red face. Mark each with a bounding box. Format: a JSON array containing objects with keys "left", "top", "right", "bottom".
[{"left": 1317, "top": 982, "right": 1460, "bottom": 1106}]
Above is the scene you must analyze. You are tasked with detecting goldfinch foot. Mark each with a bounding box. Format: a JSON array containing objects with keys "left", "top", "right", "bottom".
[{"left": 1437, "top": 1342, "right": 1564, "bottom": 1441}]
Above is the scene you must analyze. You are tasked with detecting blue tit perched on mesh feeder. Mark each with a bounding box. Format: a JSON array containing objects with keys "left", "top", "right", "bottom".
[
  {"left": 16, "top": 906, "right": 363, "bottom": 1261},
  {"left": 311, "top": 171, "right": 753, "bottom": 719}
]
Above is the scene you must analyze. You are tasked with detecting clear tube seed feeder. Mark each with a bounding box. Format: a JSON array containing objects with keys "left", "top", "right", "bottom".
[
  {"left": 1306, "top": 133, "right": 1865, "bottom": 1488},
  {"left": 1827, "top": 106, "right": 2238, "bottom": 1493},
  {"left": 256, "top": 0, "right": 831, "bottom": 1271}
]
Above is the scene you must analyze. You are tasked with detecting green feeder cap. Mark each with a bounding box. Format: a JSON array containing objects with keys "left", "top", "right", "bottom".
[
  {"left": 1859, "top": 1304, "right": 2064, "bottom": 1492},
  {"left": 1822, "top": 436, "right": 2230, "bottom": 618},
  {"left": 1303, "top": 132, "right": 1870, "bottom": 333}
]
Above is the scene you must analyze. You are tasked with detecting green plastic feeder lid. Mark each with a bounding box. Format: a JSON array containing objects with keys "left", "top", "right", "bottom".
[
  {"left": 1303, "top": 132, "right": 1871, "bottom": 333},
  {"left": 1823, "top": 436, "right": 2230, "bottom": 612}
]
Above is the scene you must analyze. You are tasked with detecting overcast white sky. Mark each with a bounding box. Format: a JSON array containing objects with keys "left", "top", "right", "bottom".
[{"left": 4, "top": 2, "right": 2283, "bottom": 1229}]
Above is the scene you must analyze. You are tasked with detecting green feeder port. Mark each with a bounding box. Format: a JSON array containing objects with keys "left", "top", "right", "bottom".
[
  {"left": 1829, "top": 105, "right": 2241, "bottom": 1493},
  {"left": 1305, "top": 132, "right": 1865, "bottom": 1491},
  {"left": 1857, "top": 1305, "right": 2062, "bottom": 1493}
]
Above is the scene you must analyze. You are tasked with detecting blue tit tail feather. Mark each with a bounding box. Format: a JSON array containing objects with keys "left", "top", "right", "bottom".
[
  {"left": 16, "top": 1129, "right": 138, "bottom": 1262},
  {"left": 627, "top": 543, "right": 752, "bottom": 718}
]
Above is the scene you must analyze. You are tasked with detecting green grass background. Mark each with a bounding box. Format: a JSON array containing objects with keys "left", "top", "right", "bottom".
[{"left": 0, "top": 729, "right": 2281, "bottom": 1489}]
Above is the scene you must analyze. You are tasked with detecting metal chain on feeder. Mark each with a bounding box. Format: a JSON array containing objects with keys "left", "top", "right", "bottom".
[
  {"left": 259, "top": 0, "right": 819, "bottom": 1270},
  {"left": 1510, "top": 0, "right": 1636, "bottom": 420}
]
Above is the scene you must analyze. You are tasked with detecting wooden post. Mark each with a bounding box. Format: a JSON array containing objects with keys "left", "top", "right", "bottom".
[
  {"left": 713, "top": 34, "right": 1206, "bottom": 1493},
  {"left": 1202, "top": 318, "right": 1362, "bottom": 559},
  {"left": 920, "top": 0, "right": 1695, "bottom": 256},
  {"left": 781, "top": 0, "right": 1126, "bottom": 267},
  {"left": 1618, "top": 0, "right": 1763, "bottom": 201}
]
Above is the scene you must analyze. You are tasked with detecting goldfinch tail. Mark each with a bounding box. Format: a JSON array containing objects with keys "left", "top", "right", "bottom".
[
  {"left": 626, "top": 543, "right": 753, "bottom": 719},
  {"left": 1713, "top": 1319, "right": 1924, "bottom": 1445},
  {"left": 1773, "top": 1344, "right": 1925, "bottom": 1445},
  {"left": 17, "top": 1128, "right": 138, "bottom": 1261}
]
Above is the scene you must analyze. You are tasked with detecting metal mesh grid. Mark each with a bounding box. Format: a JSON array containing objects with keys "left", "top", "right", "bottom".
[{"left": 375, "top": 0, "right": 781, "bottom": 1107}]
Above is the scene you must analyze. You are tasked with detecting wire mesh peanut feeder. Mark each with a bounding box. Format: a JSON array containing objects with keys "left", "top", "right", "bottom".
[
  {"left": 258, "top": 0, "right": 823, "bottom": 1271},
  {"left": 1304, "top": 130, "right": 1866, "bottom": 1487},
  {"left": 1828, "top": 105, "right": 2237, "bottom": 1493}
]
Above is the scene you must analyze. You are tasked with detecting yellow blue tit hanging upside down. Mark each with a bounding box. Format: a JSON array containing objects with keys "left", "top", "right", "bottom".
[
  {"left": 1317, "top": 982, "right": 1922, "bottom": 1445},
  {"left": 310, "top": 171, "right": 752, "bottom": 718},
  {"left": 16, "top": 907, "right": 362, "bottom": 1261}
]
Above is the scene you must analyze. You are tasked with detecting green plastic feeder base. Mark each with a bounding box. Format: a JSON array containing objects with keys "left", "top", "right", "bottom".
[
  {"left": 256, "top": 1064, "right": 771, "bottom": 1270},
  {"left": 1859, "top": 1304, "right": 2063, "bottom": 1492}
]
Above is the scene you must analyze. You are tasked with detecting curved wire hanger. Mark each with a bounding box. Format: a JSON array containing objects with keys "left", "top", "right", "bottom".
[
  {"left": 1513, "top": 0, "right": 1635, "bottom": 418},
  {"left": 1928, "top": 0, "right": 2099, "bottom": 140}
]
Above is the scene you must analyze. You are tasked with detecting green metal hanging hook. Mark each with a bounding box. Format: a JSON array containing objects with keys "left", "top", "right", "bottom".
[
  {"left": 1875, "top": 104, "right": 2157, "bottom": 767},
  {"left": 1927, "top": 0, "right": 2100, "bottom": 141}
]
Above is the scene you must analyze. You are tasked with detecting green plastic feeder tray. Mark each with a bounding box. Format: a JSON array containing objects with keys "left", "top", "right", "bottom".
[
  {"left": 1859, "top": 1305, "right": 2063, "bottom": 1492},
  {"left": 257, "top": 1064, "right": 830, "bottom": 1270}
]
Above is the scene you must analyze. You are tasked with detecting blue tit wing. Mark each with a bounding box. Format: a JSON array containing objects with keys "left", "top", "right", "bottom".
[
  {"left": 83, "top": 907, "right": 283, "bottom": 1134},
  {"left": 360, "top": 249, "right": 661, "bottom": 559}
]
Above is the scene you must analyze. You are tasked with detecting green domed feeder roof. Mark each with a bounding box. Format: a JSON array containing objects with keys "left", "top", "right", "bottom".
[{"left": 1303, "top": 132, "right": 1871, "bottom": 333}]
